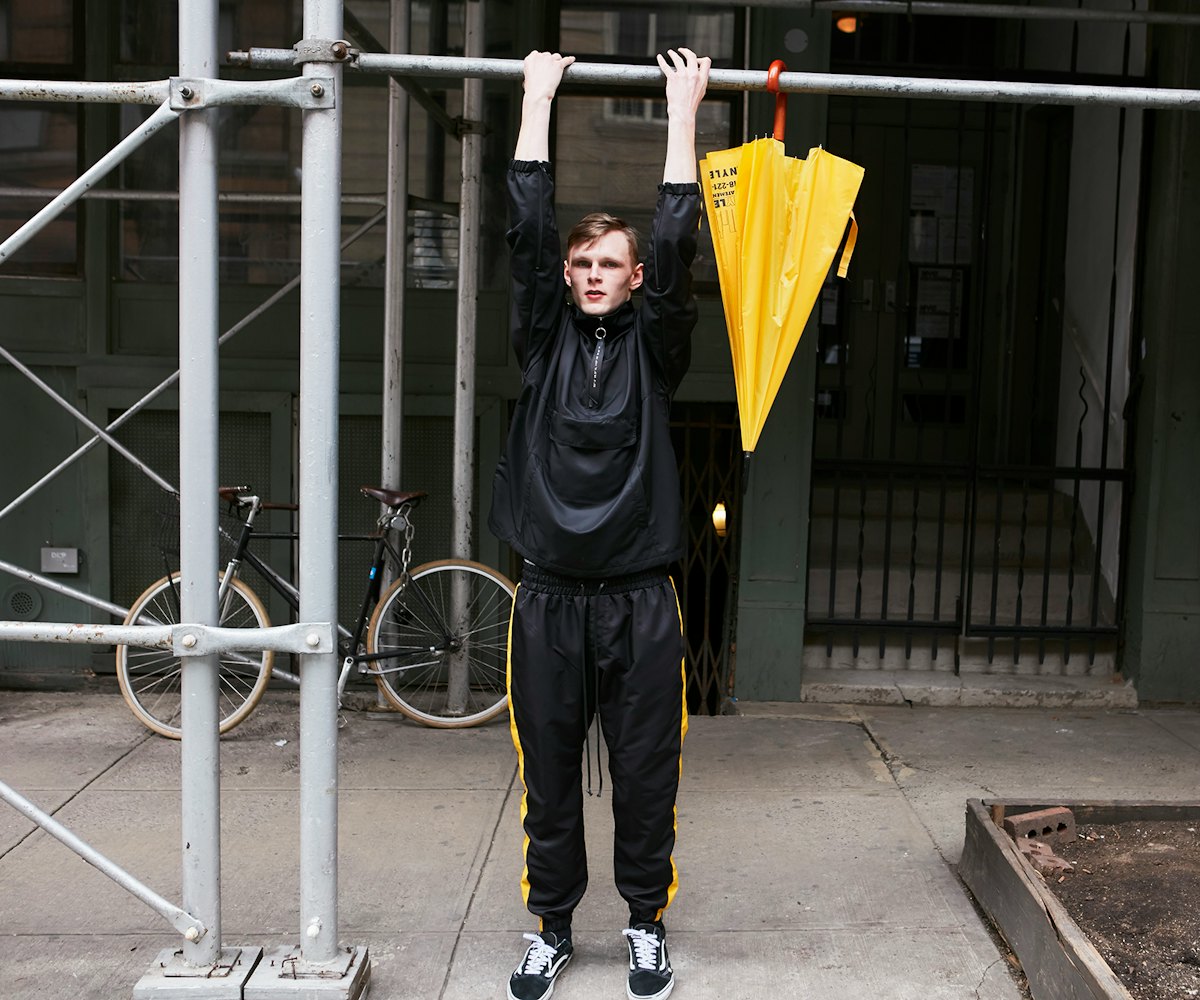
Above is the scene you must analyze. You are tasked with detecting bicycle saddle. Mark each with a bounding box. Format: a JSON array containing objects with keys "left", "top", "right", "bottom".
[{"left": 361, "top": 486, "right": 427, "bottom": 509}]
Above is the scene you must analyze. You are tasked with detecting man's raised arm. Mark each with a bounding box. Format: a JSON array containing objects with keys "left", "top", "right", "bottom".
[
  {"left": 514, "top": 50, "right": 575, "bottom": 162},
  {"left": 656, "top": 47, "right": 711, "bottom": 183}
]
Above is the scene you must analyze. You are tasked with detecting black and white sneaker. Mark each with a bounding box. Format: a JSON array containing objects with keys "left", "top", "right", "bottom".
[
  {"left": 507, "top": 931, "right": 573, "bottom": 1000},
  {"left": 623, "top": 923, "right": 674, "bottom": 1000}
]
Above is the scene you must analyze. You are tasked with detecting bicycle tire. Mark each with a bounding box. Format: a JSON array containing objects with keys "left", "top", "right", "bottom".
[
  {"left": 116, "top": 572, "right": 274, "bottom": 739},
  {"left": 367, "top": 558, "right": 514, "bottom": 728}
]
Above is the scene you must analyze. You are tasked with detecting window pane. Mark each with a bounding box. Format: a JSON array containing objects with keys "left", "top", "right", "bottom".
[
  {"left": 554, "top": 95, "right": 730, "bottom": 285},
  {"left": 117, "top": 0, "right": 299, "bottom": 67},
  {"left": 0, "top": 103, "right": 78, "bottom": 275},
  {"left": 561, "top": 7, "right": 736, "bottom": 64},
  {"left": 0, "top": 0, "right": 74, "bottom": 65}
]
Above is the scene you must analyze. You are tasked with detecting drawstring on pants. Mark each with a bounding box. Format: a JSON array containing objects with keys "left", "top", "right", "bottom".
[{"left": 583, "top": 582, "right": 605, "bottom": 798}]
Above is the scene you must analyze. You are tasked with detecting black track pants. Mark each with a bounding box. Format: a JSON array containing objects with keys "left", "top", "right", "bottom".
[{"left": 506, "top": 565, "right": 688, "bottom": 928}]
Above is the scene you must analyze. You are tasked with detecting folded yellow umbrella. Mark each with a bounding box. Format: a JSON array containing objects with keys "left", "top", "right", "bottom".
[{"left": 701, "top": 132, "right": 864, "bottom": 459}]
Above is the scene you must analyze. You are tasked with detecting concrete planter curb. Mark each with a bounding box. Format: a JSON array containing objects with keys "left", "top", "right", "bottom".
[{"left": 960, "top": 799, "right": 1200, "bottom": 1000}]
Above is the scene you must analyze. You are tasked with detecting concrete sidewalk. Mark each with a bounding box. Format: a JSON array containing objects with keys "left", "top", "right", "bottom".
[{"left": 2, "top": 690, "right": 1199, "bottom": 999}]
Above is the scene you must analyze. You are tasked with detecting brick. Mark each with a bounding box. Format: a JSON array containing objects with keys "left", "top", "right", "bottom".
[{"left": 1003, "top": 806, "right": 1076, "bottom": 846}]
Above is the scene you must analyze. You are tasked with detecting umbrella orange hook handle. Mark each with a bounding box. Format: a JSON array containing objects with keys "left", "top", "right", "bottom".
[{"left": 767, "top": 59, "right": 787, "bottom": 141}]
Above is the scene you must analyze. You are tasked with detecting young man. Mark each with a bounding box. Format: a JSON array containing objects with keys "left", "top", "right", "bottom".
[{"left": 488, "top": 48, "right": 710, "bottom": 1000}]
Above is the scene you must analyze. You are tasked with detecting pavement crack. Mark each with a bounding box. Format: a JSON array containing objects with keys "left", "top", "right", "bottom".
[
  {"left": 973, "top": 955, "right": 1004, "bottom": 998},
  {"left": 0, "top": 727, "right": 154, "bottom": 863},
  {"left": 437, "top": 758, "right": 520, "bottom": 1000}
]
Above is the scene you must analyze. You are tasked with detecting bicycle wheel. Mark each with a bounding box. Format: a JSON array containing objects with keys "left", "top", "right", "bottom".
[
  {"left": 367, "top": 559, "right": 514, "bottom": 728},
  {"left": 116, "top": 572, "right": 274, "bottom": 739}
]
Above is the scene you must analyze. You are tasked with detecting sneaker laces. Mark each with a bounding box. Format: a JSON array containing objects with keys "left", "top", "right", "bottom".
[
  {"left": 518, "top": 933, "right": 559, "bottom": 975},
  {"left": 623, "top": 927, "right": 662, "bottom": 971}
]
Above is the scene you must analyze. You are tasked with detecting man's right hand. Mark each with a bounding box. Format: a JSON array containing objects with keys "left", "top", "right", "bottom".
[
  {"left": 515, "top": 50, "right": 576, "bottom": 162},
  {"left": 522, "top": 50, "right": 576, "bottom": 104}
]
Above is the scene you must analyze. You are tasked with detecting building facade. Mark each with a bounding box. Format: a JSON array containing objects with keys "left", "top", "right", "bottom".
[{"left": 0, "top": 1, "right": 1197, "bottom": 704}]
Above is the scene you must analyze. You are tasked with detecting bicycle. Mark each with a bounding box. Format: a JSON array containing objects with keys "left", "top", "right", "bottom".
[{"left": 114, "top": 486, "right": 516, "bottom": 738}]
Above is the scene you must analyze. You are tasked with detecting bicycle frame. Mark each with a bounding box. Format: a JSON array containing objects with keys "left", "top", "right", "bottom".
[{"left": 209, "top": 493, "right": 459, "bottom": 700}]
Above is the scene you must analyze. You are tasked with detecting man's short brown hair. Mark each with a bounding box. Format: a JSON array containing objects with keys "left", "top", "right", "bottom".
[{"left": 565, "top": 213, "right": 641, "bottom": 267}]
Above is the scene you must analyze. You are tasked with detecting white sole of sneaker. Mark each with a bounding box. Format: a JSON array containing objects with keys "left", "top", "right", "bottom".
[
  {"left": 626, "top": 978, "right": 673, "bottom": 1000},
  {"left": 507, "top": 953, "right": 571, "bottom": 1000}
]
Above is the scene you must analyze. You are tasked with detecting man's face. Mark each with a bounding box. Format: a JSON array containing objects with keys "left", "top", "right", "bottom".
[{"left": 563, "top": 231, "right": 644, "bottom": 317}]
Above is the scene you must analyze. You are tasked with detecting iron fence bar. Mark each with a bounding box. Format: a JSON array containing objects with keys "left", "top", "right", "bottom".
[
  {"left": 806, "top": 618, "right": 960, "bottom": 632},
  {"left": 1014, "top": 477, "right": 1030, "bottom": 665},
  {"left": 0, "top": 208, "right": 385, "bottom": 525},
  {"left": 966, "top": 624, "right": 1120, "bottom": 638},
  {"left": 806, "top": 617, "right": 1118, "bottom": 637},
  {"left": 0, "top": 778, "right": 207, "bottom": 942},
  {"left": 986, "top": 477, "right": 1003, "bottom": 664},
  {"left": 814, "top": 460, "right": 1126, "bottom": 480},
  {"left": 0, "top": 101, "right": 179, "bottom": 266},
  {"left": 1038, "top": 484, "right": 1055, "bottom": 663},
  {"left": 1089, "top": 31, "right": 1134, "bottom": 660},
  {"left": 0, "top": 344, "right": 178, "bottom": 496},
  {"left": 228, "top": 50, "right": 1200, "bottom": 111}
]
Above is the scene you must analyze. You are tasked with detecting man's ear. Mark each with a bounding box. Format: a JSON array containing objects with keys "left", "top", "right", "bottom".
[
  {"left": 630, "top": 262, "right": 645, "bottom": 291},
  {"left": 562, "top": 258, "right": 571, "bottom": 286}
]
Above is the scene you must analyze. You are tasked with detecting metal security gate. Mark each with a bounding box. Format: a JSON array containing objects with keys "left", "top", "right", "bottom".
[
  {"left": 806, "top": 14, "right": 1135, "bottom": 674},
  {"left": 671, "top": 401, "right": 741, "bottom": 712}
]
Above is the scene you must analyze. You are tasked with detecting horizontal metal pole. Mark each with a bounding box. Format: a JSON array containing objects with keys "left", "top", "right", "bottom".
[
  {"left": 0, "top": 557, "right": 133, "bottom": 619},
  {"left": 0, "top": 79, "right": 170, "bottom": 104},
  {"left": 0, "top": 102, "right": 180, "bottom": 267},
  {"left": 0, "top": 777, "right": 207, "bottom": 942},
  {"left": 0, "top": 620, "right": 335, "bottom": 655},
  {"left": 0, "top": 185, "right": 385, "bottom": 207},
  {"left": 813, "top": 0, "right": 1200, "bottom": 27},
  {"left": 228, "top": 50, "right": 1200, "bottom": 111},
  {"left": 0, "top": 76, "right": 335, "bottom": 108}
]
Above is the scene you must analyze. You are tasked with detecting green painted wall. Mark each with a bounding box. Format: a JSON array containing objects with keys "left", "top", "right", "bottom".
[
  {"left": 732, "top": 10, "right": 830, "bottom": 702},
  {"left": 1123, "top": 21, "right": 1200, "bottom": 702}
]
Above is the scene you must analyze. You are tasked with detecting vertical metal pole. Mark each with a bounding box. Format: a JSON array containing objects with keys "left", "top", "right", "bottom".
[
  {"left": 447, "top": 0, "right": 484, "bottom": 713},
  {"left": 177, "top": 0, "right": 222, "bottom": 971},
  {"left": 299, "top": 0, "right": 343, "bottom": 967},
  {"left": 452, "top": 0, "right": 483, "bottom": 561},
  {"left": 382, "top": 0, "right": 410, "bottom": 494}
]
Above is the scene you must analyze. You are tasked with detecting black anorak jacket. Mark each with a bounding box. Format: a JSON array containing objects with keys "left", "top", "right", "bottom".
[{"left": 488, "top": 160, "right": 701, "bottom": 578}]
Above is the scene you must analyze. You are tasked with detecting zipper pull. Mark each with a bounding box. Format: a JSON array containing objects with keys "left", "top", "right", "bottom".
[{"left": 587, "top": 326, "right": 607, "bottom": 408}]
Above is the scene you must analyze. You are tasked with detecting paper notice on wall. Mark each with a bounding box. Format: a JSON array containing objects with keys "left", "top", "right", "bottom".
[
  {"left": 914, "top": 266, "right": 965, "bottom": 339},
  {"left": 909, "top": 165, "right": 973, "bottom": 265}
]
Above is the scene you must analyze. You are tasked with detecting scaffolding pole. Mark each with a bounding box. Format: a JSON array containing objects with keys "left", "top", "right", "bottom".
[
  {"left": 381, "top": 0, "right": 410, "bottom": 499},
  {"left": 244, "top": 2, "right": 369, "bottom": 996},
  {"left": 229, "top": 49, "right": 1200, "bottom": 110}
]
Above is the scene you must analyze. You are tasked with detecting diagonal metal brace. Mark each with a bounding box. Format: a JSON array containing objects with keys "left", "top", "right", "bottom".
[{"left": 170, "top": 75, "right": 336, "bottom": 110}]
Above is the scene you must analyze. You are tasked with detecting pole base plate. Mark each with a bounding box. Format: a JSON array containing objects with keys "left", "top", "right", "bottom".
[
  {"left": 132, "top": 946, "right": 262, "bottom": 999},
  {"left": 244, "top": 944, "right": 370, "bottom": 999}
]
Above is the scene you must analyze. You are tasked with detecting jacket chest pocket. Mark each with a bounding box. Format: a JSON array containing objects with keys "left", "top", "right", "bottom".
[
  {"left": 544, "top": 411, "right": 639, "bottom": 506},
  {"left": 549, "top": 412, "right": 637, "bottom": 451}
]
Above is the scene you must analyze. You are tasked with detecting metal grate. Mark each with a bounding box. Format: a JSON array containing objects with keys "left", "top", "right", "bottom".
[{"left": 669, "top": 402, "right": 741, "bottom": 714}]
